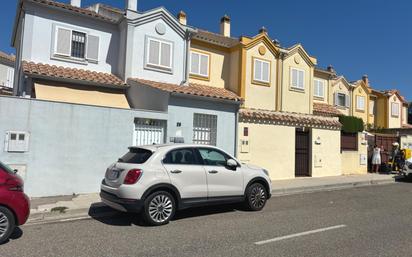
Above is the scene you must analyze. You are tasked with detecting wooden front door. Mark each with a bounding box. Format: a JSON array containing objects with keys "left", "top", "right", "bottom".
[{"left": 295, "top": 129, "right": 310, "bottom": 177}]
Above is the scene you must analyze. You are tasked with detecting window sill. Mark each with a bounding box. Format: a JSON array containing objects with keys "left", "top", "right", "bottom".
[
  {"left": 252, "top": 80, "right": 270, "bottom": 87},
  {"left": 313, "top": 96, "right": 324, "bottom": 100},
  {"left": 144, "top": 64, "right": 173, "bottom": 75},
  {"left": 51, "top": 55, "right": 96, "bottom": 65},
  {"left": 335, "top": 105, "right": 349, "bottom": 110},
  {"left": 190, "top": 74, "right": 210, "bottom": 81},
  {"left": 355, "top": 109, "right": 365, "bottom": 113},
  {"left": 289, "top": 87, "right": 305, "bottom": 93}
]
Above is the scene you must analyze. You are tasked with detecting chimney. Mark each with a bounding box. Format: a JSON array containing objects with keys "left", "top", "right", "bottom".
[
  {"left": 259, "top": 26, "right": 268, "bottom": 35},
  {"left": 177, "top": 11, "right": 187, "bottom": 25},
  {"left": 220, "top": 15, "right": 231, "bottom": 37},
  {"left": 327, "top": 65, "right": 335, "bottom": 74},
  {"left": 70, "top": 0, "right": 81, "bottom": 7},
  {"left": 362, "top": 74, "right": 369, "bottom": 86},
  {"left": 125, "top": 0, "right": 138, "bottom": 12}
]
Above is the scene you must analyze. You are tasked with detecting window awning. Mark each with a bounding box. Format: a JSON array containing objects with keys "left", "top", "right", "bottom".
[{"left": 34, "top": 83, "right": 130, "bottom": 109}]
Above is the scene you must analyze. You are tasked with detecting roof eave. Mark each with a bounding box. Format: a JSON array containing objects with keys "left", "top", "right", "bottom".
[{"left": 26, "top": 73, "right": 128, "bottom": 90}]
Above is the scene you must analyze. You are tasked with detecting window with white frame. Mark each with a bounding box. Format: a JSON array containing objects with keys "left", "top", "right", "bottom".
[
  {"left": 146, "top": 38, "right": 172, "bottom": 70},
  {"left": 335, "top": 92, "right": 349, "bottom": 107},
  {"left": 391, "top": 102, "right": 400, "bottom": 117},
  {"left": 291, "top": 68, "right": 304, "bottom": 89},
  {"left": 253, "top": 58, "right": 270, "bottom": 83},
  {"left": 5, "top": 131, "right": 29, "bottom": 152},
  {"left": 193, "top": 113, "right": 217, "bottom": 146},
  {"left": 190, "top": 51, "right": 209, "bottom": 77},
  {"left": 314, "top": 79, "right": 325, "bottom": 98},
  {"left": 356, "top": 96, "right": 365, "bottom": 111},
  {"left": 54, "top": 26, "right": 100, "bottom": 62}
]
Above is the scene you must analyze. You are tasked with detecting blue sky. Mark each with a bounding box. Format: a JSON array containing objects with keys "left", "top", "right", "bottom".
[{"left": 1, "top": 0, "right": 411, "bottom": 101}]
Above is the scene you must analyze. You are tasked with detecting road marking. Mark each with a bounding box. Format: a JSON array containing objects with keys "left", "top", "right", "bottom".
[{"left": 254, "top": 224, "right": 347, "bottom": 245}]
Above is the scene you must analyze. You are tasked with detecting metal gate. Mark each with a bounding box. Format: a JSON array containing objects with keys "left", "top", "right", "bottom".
[
  {"left": 367, "top": 133, "right": 399, "bottom": 165},
  {"left": 295, "top": 129, "right": 310, "bottom": 177},
  {"left": 134, "top": 118, "right": 166, "bottom": 146}
]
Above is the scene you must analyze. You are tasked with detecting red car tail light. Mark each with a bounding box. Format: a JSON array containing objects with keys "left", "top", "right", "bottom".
[
  {"left": 124, "top": 169, "right": 142, "bottom": 184},
  {"left": 6, "top": 178, "right": 24, "bottom": 192}
]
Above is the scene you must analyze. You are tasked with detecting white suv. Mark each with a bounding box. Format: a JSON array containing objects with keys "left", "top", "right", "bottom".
[{"left": 100, "top": 144, "right": 272, "bottom": 225}]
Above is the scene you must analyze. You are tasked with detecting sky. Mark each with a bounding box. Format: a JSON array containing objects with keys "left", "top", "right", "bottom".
[{"left": 1, "top": 0, "right": 412, "bottom": 101}]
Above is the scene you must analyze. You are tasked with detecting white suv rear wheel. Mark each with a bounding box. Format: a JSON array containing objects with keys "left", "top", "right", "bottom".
[{"left": 143, "top": 191, "right": 176, "bottom": 226}]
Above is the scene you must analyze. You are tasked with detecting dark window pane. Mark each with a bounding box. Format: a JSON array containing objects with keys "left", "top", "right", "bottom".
[
  {"left": 10, "top": 133, "right": 17, "bottom": 140},
  {"left": 18, "top": 134, "right": 25, "bottom": 141},
  {"left": 164, "top": 148, "right": 198, "bottom": 165},
  {"left": 118, "top": 148, "right": 152, "bottom": 164}
]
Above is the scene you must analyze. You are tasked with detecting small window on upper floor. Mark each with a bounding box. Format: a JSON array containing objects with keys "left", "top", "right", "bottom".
[
  {"left": 291, "top": 68, "right": 304, "bottom": 90},
  {"left": 391, "top": 102, "right": 400, "bottom": 117},
  {"left": 54, "top": 26, "right": 100, "bottom": 63},
  {"left": 314, "top": 79, "right": 325, "bottom": 98},
  {"left": 253, "top": 58, "right": 270, "bottom": 84},
  {"left": 335, "top": 92, "right": 350, "bottom": 108},
  {"left": 356, "top": 96, "right": 365, "bottom": 111},
  {"left": 190, "top": 51, "right": 209, "bottom": 78},
  {"left": 369, "top": 101, "right": 376, "bottom": 115},
  {"left": 146, "top": 37, "right": 173, "bottom": 71}
]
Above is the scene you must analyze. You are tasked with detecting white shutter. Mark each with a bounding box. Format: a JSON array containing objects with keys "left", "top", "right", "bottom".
[
  {"left": 334, "top": 93, "right": 338, "bottom": 106},
  {"left": 200, "top": 54, "right": 208, "bottom": 76},
  {"left": 262, "top": 61, "right": 269, "bottom": 82},
  {"left": 148, "top": 40, "right": 160, "bottom": 65},
  {"left": 190, "top": 52, "right": 199, "bottom": 74},
  {"left": 298, "top": 70, "right": 304, "bottom": 89},
  {"left": 254, "top": 60, "right": 262, "bottom": 81},
  {"left": 345, "top": 94, "right": 350, "bottom": 108},
  {"left": 55, "top": 27, "right": 71, "bottom": 56},
  {"left": 292, "top": 69, "right": 297, "bottom": 87},
  {"left": 160, "top": 42, "right": 171, "bottom": 67},
  {"left": 86, "top": 35, "right": 99, "bottom": 62}
]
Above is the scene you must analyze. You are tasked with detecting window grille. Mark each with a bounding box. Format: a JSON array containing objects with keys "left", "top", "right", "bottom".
[{"left": 193, "top": 113, "right": 217, "bottom": 145}]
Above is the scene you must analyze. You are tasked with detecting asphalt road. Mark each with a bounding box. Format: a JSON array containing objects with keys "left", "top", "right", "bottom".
[{"left": 2, "top": 182, "right": 412, "bottom": 257}]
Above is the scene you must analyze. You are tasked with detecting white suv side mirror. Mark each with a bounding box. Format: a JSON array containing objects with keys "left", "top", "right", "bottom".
[{"left": 227, "top": 159, "right": 238, "bottom": 168}]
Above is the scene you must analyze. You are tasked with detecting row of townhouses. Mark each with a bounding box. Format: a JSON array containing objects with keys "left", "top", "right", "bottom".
[{"left": 0, "top": 0, "right": 410, "bottom": 196}]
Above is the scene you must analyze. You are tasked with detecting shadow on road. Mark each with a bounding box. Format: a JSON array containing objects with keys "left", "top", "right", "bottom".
[
  {"left": 0, "top": 227, "right": 23, "bottom": 245},
  {"left": 89, "top": 202, "right": 243, "bottom": 227}
]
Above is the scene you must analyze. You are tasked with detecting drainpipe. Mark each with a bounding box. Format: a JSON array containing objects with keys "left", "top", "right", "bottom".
[
  {"left": 181, "top": 29, "right": 195, "bottom": 85},
  {"left": 234, "top": 108, "right": 239, "bottom": 158}
]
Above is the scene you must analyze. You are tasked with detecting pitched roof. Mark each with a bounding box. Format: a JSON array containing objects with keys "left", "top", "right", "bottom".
[
  {"left": 27, "top": 0, "right": 119, "bottom": 23},
  {"left": 128, "top": 78, "right": 242, "bottom": 102},
  {"left": 0, "top": 51, "right": 15, "bottom": 65},
  {"left": 240, "top": 108, "right": 342, "bottom": 130},
  {"left": 192, "top": 29, "right": 239, "bottom": 48},
  {"left": 22, "top": 61, "right": 127, "bottom": 88},
  {"left": 381, "top": 89, "right": 408, "bottom": 103},
  {"left": 313, "top": 102, "right": 342, "bottom": 117}
]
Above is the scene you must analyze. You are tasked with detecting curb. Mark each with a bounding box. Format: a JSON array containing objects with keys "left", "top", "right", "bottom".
[
  {"left": 270, "top": 178, "right": 395, "bottom": 196},
  {"left": 25, "top": 178, "right": 396, "bottom": 225}
]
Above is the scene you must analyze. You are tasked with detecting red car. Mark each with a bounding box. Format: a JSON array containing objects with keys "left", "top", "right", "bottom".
[{"left": 0, "top": 161, "right": 30, "bottom": 244}]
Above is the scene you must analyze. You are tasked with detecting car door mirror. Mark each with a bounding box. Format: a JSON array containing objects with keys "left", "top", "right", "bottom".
[{"left": 226, "top": 159, "right": 238, "bottom": 170}]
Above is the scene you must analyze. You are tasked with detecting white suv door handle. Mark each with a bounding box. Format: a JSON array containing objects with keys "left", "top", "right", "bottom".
[
  {"left": 170, "top": 170, "right": 182, "bottom": 174},
  {"left": 208, "top": 170, "right": 218, "bottom": 174}
]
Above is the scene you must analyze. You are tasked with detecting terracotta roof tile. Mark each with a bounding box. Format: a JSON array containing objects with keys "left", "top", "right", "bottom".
[
  {"left": 22, "top": 61, "right": 127, "bottom": 87},
  {"left": 0, "top": 86, "right": 13, "bottom": 96},
  {"left": 193, "top": 29, "right": 239, "bottom": 48},
  {"left": 128, "top": 78, "right": 242, "bottom": 102},
  {"left": 240, "top": 108, "right": 342, "bottom": 130},
  {"left": 28, "top": 0, "right": 119, "bottom": 23},
  {"left": 402, "top": 124, "right": 412, "bottom": 129},
  {"left": 313, "top": 102, "right": 342, "bottom": 117},
  {"left": 0, "top": 51, "right": 15, "bottom": 65}
]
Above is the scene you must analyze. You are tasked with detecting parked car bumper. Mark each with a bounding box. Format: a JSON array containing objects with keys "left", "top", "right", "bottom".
[
  {"left": 13, "top": 192, "right": 30, "bottom": 226},
  {"left": 100, "top": 190, "right": 143, "bottom": 213}
]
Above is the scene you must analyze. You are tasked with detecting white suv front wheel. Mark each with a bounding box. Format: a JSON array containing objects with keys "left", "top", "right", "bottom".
[
  {"left": 143, "top": 191, "right": 176, "bottom": 226},
  {"left": 245, "top": 183, "right": 267, "bottom": 211}
]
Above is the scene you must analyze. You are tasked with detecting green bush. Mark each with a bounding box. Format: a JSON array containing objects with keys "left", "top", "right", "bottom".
[{"left": 339, "top": 115, "right": 364, "bottom": 133}]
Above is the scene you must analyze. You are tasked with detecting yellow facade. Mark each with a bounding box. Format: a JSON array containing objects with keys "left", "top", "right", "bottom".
[
  {"left": 388, "top": 94, "right": 402, "bottom": 128},
  {"left": 280, "top": 46, "right": 315, "bottom": 114},
  {"left": 313, "top": 70, "right": 331, "bottom": 104},
  {"left": 374, "top": 91, "right": 407, "bottom": 129},
  {"left": 368, "top": 96, "right": 376, "bottom": 126},
  {"left": 351, "top": 83, "right": 370, "bottom": 125},
  {"left": 341, "top": 133, "right": 368, "bottom": 175},
  {"left": 311, "top": 128, "right": 342, "bottom": 177}
]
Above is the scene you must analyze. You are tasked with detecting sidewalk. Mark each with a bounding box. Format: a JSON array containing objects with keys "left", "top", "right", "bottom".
[
  {"left": 271, "top": 173, "right": 397, "bottom": 196},
  {"left": 27, "top": 173, "right": 398, "bottom": 225}
]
